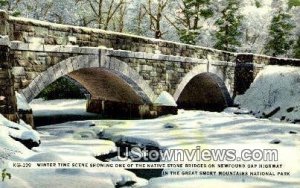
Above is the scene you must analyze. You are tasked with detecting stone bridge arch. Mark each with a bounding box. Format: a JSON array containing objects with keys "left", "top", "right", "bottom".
[
  {"left": 20, "top": 55, "right": 156, "bottom": 104},
  {"left": 173, "top": 64, "right": 233, "bottom": 111}
]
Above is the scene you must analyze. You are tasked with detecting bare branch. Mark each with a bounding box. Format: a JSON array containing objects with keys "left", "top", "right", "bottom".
[
  {"left": 164, "top": 15, "right": 181, "bottom": 31},
  {"left": 104, "top": 0, "right": 124, "bottom": 30}
]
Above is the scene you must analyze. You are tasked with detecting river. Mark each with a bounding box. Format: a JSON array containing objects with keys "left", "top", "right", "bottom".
[{"left": 30, "top": 100, "right": 300, "bottom": 187}]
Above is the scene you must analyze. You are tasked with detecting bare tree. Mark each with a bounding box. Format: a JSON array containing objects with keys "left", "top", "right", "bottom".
[
  {"left": 142, "top": 0, "right": 169, "bottom": 39},
  {"left": 136, "top": 5, "right": 146, "bottom": 35},
  {"left": 111, "top": 1, "right": 128, "bottom": 32},
  {"left": 126, "top": 2, "right": 147, "bottom": 36},
  {"left": 22, "top": 0, "right": 54, "bottom": 20},
  {"left": 76, "top": 0, "right": 127, "bottom": 30}
]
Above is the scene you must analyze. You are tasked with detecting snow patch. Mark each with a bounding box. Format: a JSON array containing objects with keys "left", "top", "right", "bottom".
[
  {"left": 154, "top": 91, "right": 177, "bottom": 107},
  {"left": 223, "top": 107, "right": 250, "bottom": 114},
  {"left": 29, "top": 99, "right": 96, "bottom": 117},
  {"left": 0, "top": 114, "right": 40, "bottom": 144},
  {"left": 25, "top": 152, "right": 63, "bottom": 162},
  {"left": 16, "top": 92, "right": 31, "bottom": 111}
]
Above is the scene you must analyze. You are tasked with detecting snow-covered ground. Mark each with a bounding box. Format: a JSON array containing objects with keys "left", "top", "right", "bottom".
[
  {"left": 236, "top": 65, "right": 300, "bottom": 123},
  {"left": 101, "top": 110, "right": 300, "bottom": 187},
  {"left": 29, "top": 99, "right": 96, "bottom": 117},
  {"left": 0, "top": 119, "right": 147, "bottom": 188},
  {"left": 1, "top": 107, "right": 300, "bottom": 187}
]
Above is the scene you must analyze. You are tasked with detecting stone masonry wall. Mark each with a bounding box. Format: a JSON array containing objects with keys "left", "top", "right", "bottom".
[
  {"left": 109, "top": 53, "right": 206, "bottom": 96},
  {"left": 4, "top": 12, "right": 299, "bottom": 97},
  {"left": 0, "top": 11, "right": 18, "bottom": 122},
  {"left": 5, "top": 14, "right": 235, "bottom": 62},
  {"left": 0, "top": 43, "right": 18, "bottom": 122},
  {"left": 11, "top": 49, "right": 79, "bottom": 91}
]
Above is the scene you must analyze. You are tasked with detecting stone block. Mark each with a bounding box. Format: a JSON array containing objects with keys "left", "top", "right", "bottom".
[
  {"left": 56, "top": 37, "right": 68, "bottom": 45},
  {"left": 24, "top": 37, "right": 45, "bottom": 44},
  {"left": 77, "top": 55, "right": 89, "bottom": 69},
  {"left": 12, "top": 67, "right": 26, "bottom": 76},
  {"left": 20, "top": 79, "right": 30, "bottom": 88},
  {"left": 10, "top": 41, "right": 29, "bottom": 50},
  {"left": 143, "top": 53, "right": 154, "bottom": 60},
  {"left": 110, "top": 58, "right": 118, "bottom": 70},
  {"left": 59, "top": 61, "right": 69, "bottom": 75},
  {"left": 26, "top": 72, "right": 38, "bottom": 80},
  {"left": 20, "top": 88, "right": 31, "bottom": 101},
  {"left": 141, "top": 65, "right": 152, "bottom": 71},
  {"left": 66, "top": 59, "right": 74, "bottom": 72},
  {"left": 135, "top": 52, "right": 144, "bottom": 59},
  {"left": 102, "top": 57, "right": 110, "bottom": 69},
  {"left": 44, "top": 45, "right": 60, "bottom": 52},
  {"left": 88, "top": 55, "right": 100, "bottom": 68},
  {"left": 40, "top": 73, "right": 51, "bottom": 87},
  {"left": 71, "top": 57, "right": 80, "bottom": 70},
  {"left": 45, "top": 69, "right": 55, "bottom": 83},
  {"left": 67, "top": 36, "right": 77, "bottom": 45},
  {"left": 76, "top": 47, "right": 99, "bottom": 54},
  {"left": 28, "top": 82, "right": 40, "bottom": 98},
  {"left": 36, "top": 76, "right": 46, "bottom": 91},
  {"left": 168, "top": 55, "right": 180, "bottom": 62},
  {"left": 52, "top": 63, "right": 62, "bottom": 78},
  {"left": 0, "top": 71, "right": 9, "bottom": 79},
  {"left": 150, "top": 71, "right": 157, "bottom": 77},
  {"left": 35, "top": 26, "right": 49, "bottom": 36},
  {"left": 28, "top": 43, "right": 44, "bottom": 51},
  {"left": 77, "top": 34, "right": 90, "bottom": 41},
  {"left": 58, "top": 45, "right": 75, "bottom": 53},
  {"left": 112, "top": 50, "right": 131, "bottom": 58},
  {"left": 44, "top": 36, "right": 57, "bottom": 45}
]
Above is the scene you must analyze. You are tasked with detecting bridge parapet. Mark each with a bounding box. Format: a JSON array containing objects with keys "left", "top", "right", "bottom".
[
  {"left": 0, "top": 10, "right": 234, "bottom": 62},
  {"left": 3, "top": 11, "right": 298, "bottom": 66}
]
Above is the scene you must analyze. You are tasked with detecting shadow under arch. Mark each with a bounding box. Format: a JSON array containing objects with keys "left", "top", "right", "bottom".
[
  {"left": 20, "top": 55, "right": 155, "bottom": 104},
  {"left": 174, "top": 72, "right": 233, "bottom": 112},
  {"left": 67, "top": 67, "right": 146, "bottom": 105}
]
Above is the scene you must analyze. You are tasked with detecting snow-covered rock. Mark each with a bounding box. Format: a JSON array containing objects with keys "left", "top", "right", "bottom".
[
  {"left": 0, "top": 127, "right": 33, "bottom": 164},
  {"left": 16, "top": 92, "right": 31, "bottom": 111},
  {"left": 270, "top": 138, "right": 281, "bottom": 144},
  {"left": 0, "top": 114, "right": 40, "bottom": 149},
  {"left": 154, "top": 91, "right": 177, "bottom": 107},
  {"left": 223, "top": 107, "right": 250, "bottom": 114}
]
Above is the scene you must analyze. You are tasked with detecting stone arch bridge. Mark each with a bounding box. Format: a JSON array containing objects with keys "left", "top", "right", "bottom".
[{"left": 0, "top": 11, "right": 299, "bottom": 125}]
